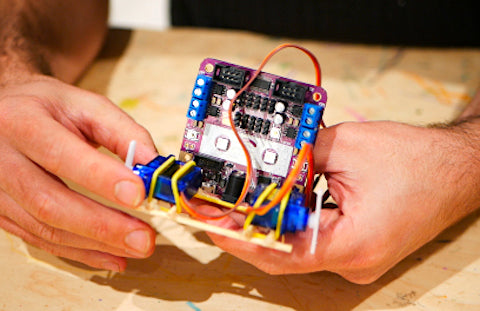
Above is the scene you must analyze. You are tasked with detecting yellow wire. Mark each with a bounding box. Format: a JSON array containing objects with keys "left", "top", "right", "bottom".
[
  {"left": 275, "top": 190, "right": 291, "bottom": 239},
  {"left": 147, "top": 156, "right": 176, "bottom": 203},
  {"left": 243, "top": 183, "right": 277, "bottom": 231},
  {"left": 171, "top": 161, "right": 197, "bottom": 213},
  {"left": 194, "top": 193, "right": 236, "bottom": 209}
]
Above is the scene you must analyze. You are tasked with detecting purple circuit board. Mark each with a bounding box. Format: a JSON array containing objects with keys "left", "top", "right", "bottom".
[{"left": 178, "top": 58, "right": 327, "bottom": 203}]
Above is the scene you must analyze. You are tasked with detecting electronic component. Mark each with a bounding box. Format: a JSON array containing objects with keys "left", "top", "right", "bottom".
[
  {"left": 207, "top": 105, "right": 220, "bottom": 117},
  {"left": 194, "top": 154, "right": 224, "bottom": 172},
  {"left": 290, "top": 104, "right": 304, "bottom": 118},
  {"left": 285, "top": 127, "right": 298, "bottom": 139},
  {"left": 186, "top": 74, "right": 213, "bottom": 121},
  {"left": 249, "top": 185, "right": 309, "bottom": 234},
  {"left": 133, "top": 155, "right": 202, "bottom": 204},
  {"left": 181, "top": 58, "right": 326, "bottom": 198},
  {"left": 221, "top": 171, "right": 246, "bottom": 203},
  {"left": 213, "top": 64, "right": 246, "bottom": 88},
  {"left": 132, "top": 45, "right": 328, "bottom": 254},
  {"left": 295, "top": 103, "right": 325, "bottom": 149},
  {"left": 273, "top": 79, "right": 307, "bottom": 103},
  {"left": 211, "top": 82, "right": 225, "bottom": 95},
  {"left": 251, "top": 77, "right": 271, "bottom": 93}
]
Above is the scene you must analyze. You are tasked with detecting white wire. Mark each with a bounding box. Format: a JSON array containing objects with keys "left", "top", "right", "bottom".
[
  {"left": 308, "top": 187, "right": 324, "bottom": 255},
  {"left": 125, "top": 140, "right": 137, "bottom": 169}
]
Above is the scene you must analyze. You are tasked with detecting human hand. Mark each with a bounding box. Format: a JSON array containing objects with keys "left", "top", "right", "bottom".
[
  {"left": 206, "top": 121, "right": 480, "bottom": 283},
  {"left": 0, "top": 74, "right": 158, "bottom": 272}
]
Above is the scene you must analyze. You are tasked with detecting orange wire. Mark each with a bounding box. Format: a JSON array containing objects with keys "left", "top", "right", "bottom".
[
  {"left": 181, "top": 44, "right": 322, "bottom": 220},
  {"left": 245, "top": 143, "right": 313, "bottom": 216},
  {"left": 225, "top": 44, "right": 322, "bottom": 211},
  {"left": 179, "top": 144, "right": 312, "bottom": 220}
]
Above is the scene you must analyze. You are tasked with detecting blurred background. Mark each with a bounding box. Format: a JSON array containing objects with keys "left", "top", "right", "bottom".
[{"left": 109, "top": 0, "right": 170, "bottom": 30}]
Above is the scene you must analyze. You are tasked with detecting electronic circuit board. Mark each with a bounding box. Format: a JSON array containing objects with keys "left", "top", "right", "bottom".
[{"left": 178, "top": 58, "right": 327, "bottom": 203}]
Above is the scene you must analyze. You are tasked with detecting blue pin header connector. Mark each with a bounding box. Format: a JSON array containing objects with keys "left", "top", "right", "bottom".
[{"left": 132, "top": 155, "right": 202, "bottom": 204}]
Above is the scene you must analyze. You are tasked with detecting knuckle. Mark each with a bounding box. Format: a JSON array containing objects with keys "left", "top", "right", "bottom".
[
  {"left": 35, "top": 223, "right": 56, "bottom": 241},
  {"left": 135, "top": 124, "right": 153, "bottom": 141},
  {"left": 0, "top": 99, "right": 23, "bottom": 137},
  {"left": 30, "top": 191, "right": 58, "bottom": 224},
  {"left": 41, "top": 137, "right": 66, "bottom": 175},
  {"left": 84, "top": 160, "right": 102, "bottom": 182},
  {"left": 90, "top": 219, "right": 111, "bottom": 242},
  {"left": 89, "top": 93, "right": 118, "bottom": 112},
  {"left": 36, "top": 224, "right": 66, "bottom": 245},
  {"left": 92, "top": 93, "right": 112, "bottom": 105},
  {"left": 0, "top": 214, "right": 69, "bottom": 260},
  {"left": 335, "top": 122, "right": 359, "bottom": 142}
]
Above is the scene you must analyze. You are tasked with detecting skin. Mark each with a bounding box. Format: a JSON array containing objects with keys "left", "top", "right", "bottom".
[
  {"left": 0, "top": 0, "right": 158, "bottom": 272},
  {"left": 1, "top": 1, "right": 479, "bottom": 283},
  {"left": 207, "top": 95, "right": 480, "bottom": 284}
]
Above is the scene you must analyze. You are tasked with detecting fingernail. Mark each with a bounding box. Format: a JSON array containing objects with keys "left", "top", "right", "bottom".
[
  {"left": 115, "top": 180, "right": 142, "bottom": 206},
  {"left": 125, "top": 230, "right": 151, "bottom": 254},
  {"left": 102, "top": 261, "right": 121, "bottom": 272}
]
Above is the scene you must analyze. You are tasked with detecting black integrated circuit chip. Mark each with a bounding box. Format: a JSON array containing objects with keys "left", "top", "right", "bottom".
[
  {"left": 257, "top": 175, "right": 272, "bottom": 186},
  {"left": 286, "top": 127, "right": 298, "bottom": 139},
  {"left": 290, "top": 104, "right": 304, "bottom": 118},
  {"left": 211, "top": 82, "right": 226, "bottom": 96},
  {"left": 207, "top": 105, "right": 220, "bottom": 117},
  {"left": 251, "top": 77, "right": 271, "bottom": 93},
  {"left": 194, "top": 155, "right": 224, "bottom": 172}
]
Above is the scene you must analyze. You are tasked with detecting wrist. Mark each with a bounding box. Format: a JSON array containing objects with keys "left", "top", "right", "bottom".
[
  {"left": 0, "top": 34, "right": 51, "bottom": 88},
  {"left": 433, "top": 122, "right": 480, "bottom": 219}
]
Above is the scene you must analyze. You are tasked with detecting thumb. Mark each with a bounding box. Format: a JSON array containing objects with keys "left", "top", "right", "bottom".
[{"left": 313, "top": 122, "right": 361, "bottom": 174}]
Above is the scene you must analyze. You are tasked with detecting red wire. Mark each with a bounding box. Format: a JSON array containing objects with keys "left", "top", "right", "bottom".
[{"left": 305, "top": 144, "right": 315, "bottom": 207}]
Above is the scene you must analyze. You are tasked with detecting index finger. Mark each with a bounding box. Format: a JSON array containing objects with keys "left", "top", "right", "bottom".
[{"left": 7, "top": 105, "right": 146, "bottom": 208}]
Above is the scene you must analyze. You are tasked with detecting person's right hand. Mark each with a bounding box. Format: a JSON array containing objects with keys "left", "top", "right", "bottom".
[
  {"left": 0, "top": 73, "right": 158, "bottom": 272},
  {"left": 205, "top": 121, "right": 480, "bottom": 283}
]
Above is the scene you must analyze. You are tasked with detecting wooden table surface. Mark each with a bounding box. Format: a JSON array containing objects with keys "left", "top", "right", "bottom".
[{"left": 1, "top": 28, "right": 479, "bottom": 311}]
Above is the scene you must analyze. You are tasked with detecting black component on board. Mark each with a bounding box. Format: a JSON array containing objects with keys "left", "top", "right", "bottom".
[{"left": 221, "top": 171, "right": 246, "bottom": 203}]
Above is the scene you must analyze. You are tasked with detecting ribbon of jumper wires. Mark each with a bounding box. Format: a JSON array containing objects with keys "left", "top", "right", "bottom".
[{"left": 178, "top": 43, "right": 322, "bottom": 220}]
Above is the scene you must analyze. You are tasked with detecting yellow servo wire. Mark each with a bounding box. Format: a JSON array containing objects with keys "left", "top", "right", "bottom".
[
  {"left": 171, "top": 161, "right": 197, "bottom": 213},
  {"left": 275, "top": 190, "right": 291, "bottom": 239},
  {"left": 243, "top": 183, "right": 278, "bottom": 231},
  {"left": 194, "top": 193, "right": 237, "bottom": 210}
]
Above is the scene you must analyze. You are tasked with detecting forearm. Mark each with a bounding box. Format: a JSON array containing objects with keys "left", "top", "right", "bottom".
[
  {"left": 0, "top": 0, "right": 108, "bottom": 84},
  {"left": 442, "top": 95, "right": 480, "bottom": 223}
]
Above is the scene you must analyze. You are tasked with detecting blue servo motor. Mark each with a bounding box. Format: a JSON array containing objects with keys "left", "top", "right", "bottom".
[
  {"left": 132, "top": 155, "right": 202, "bottom": 204},
  {"left": 249, "top": 185, "right": 310, "bottom": 235}
]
